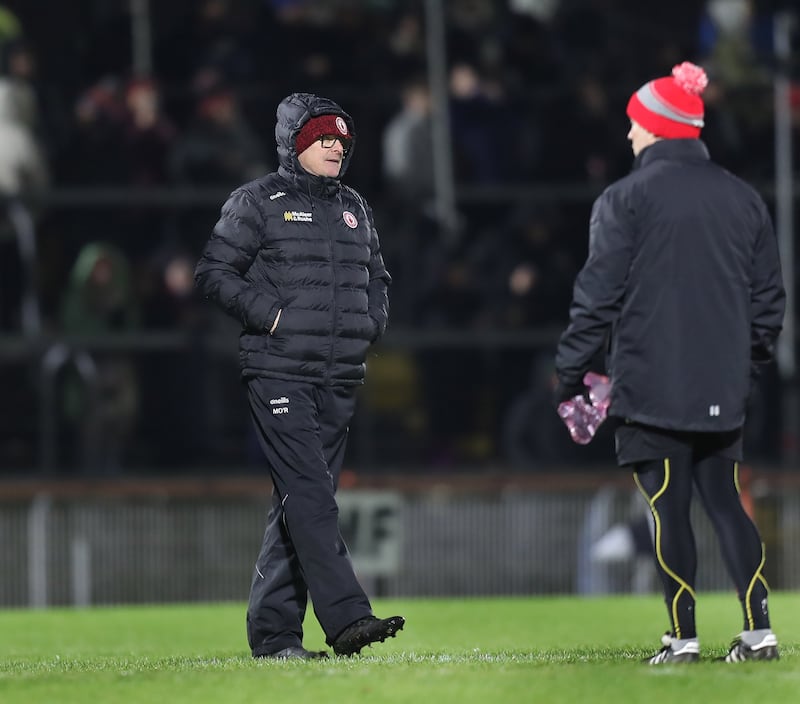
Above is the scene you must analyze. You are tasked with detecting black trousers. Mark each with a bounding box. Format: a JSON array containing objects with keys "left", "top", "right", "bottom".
[
  {"left": 245, "top": 377, "right": 372, "bottom": 655},
  {"left": 633, "top": 452, "right": 771, "bottom": 639}
]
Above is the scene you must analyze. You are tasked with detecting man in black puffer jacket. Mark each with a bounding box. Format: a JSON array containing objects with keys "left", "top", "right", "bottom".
[
  {"left": 554, "top": 64, "right": 785, "bottom": 665},
  {"left": 195, "top": 93, "right": 403, "bottom": 659}
]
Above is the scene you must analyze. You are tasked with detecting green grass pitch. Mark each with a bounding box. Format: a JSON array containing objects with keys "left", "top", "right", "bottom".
[{"left": 1, "top": 593, "right": 797, "bottom": 704}]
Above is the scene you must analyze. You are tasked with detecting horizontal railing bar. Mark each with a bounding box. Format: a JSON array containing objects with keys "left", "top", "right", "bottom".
[{"left": 26, "top": 181, "right": 793, "bottom": 208}]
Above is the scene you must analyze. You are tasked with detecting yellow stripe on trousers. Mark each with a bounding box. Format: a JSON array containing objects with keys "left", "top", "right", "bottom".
[
  {"left": 734, "top": 462, "right": 770, "bottom": 630},
  {"left": 633, "top": 458, "right": 696, "bottom": 639}
]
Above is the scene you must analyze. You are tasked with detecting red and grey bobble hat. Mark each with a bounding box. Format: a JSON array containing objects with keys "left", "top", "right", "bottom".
[
  {"left": 626, "top": 62, "right": 709, "bottom": 139},
  {"left": 294, "top": 113, "right": 352, "bottom": 155}
]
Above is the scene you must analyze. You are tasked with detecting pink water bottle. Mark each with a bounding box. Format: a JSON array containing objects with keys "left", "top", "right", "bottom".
[{"left": 557, "top": 372, "right": 612, "bottom": 445}]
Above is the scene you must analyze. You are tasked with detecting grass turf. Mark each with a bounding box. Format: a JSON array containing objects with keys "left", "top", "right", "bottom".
[{"left": 0, "top": 593, "right": 797, "bottom": 703}]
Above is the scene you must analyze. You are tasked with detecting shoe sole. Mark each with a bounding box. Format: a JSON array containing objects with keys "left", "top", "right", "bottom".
[
  {"left": 257, "top": 649, "right": 329, "bottom": 660},
  {"left": 722, "top": 645, "right": 780, "bottom": 663},
  {"left": 333, "top": 616, "right": 405, "bottom": 656},
  {"left": 646, "top": 652, "right": 699, "bottom": 665}
]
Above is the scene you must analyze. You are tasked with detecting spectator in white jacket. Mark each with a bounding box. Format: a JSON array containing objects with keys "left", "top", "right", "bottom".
[{"left": 0, "top": 76, "right": 48, "bottom": 196}]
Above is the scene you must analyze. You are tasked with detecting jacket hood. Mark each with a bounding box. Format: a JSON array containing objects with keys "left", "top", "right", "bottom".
[
  {"left": 274, "top": 92, "right": 356, "bottom": 182},
  {"left": 61, "top": 241, "right": 139, "bottom": 332}
]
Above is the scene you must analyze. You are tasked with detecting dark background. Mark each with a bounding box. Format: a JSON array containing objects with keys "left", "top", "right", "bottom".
[{"left": 0, "top": 0, "right": 796, "bottom": 476}]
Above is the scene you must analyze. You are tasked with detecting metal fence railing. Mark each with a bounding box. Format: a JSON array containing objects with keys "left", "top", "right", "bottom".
[
  {"left": 1, "top": 178, "right": 798, "bottom": 473},
  {"left": 1, "top": 474, "right": 798, "bottom": 608}
]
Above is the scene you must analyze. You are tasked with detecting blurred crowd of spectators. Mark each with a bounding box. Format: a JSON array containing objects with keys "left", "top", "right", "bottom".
[{"left": 0, "top": 0, "right": 796, "bottom": 473}]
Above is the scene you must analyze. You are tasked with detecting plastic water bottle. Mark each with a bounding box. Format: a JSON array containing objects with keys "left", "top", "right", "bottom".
[{"left": 557, "top": 372, "right": 612, "bottom": 445}]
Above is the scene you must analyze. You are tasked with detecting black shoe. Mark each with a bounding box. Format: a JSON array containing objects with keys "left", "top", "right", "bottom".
[
  {"left": 257, "top": 646, "right": 329, "bottom": 660},
  {"left": 645, "top": 633, "right": 700, "bottom": 665},
  {"left": 720, "top": 632, "right": 779, "bottom": 662},
  {"left": 332, "top": 615, "right": 405, "bottom": 656}
]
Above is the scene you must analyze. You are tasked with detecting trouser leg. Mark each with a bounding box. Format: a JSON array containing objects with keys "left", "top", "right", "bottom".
[
  {"left": 634, "top": 456, "right": 697, "bottom": 639},
  {"left": 246, "top": 488, "right": 307, "bottom": 655},
  {"left": 693, "top": 456, "right": 771, "bottom": 631},
  {"left": 305, "top": 384, "right": 365, "bottom": 631},
  {"left": 246, "top": 378, "right": 371, "bottom": 648}
]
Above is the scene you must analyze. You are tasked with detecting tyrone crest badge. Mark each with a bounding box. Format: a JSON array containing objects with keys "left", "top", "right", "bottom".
[{"left": 342, "top": 211, "right": 358, "bottom": 229}]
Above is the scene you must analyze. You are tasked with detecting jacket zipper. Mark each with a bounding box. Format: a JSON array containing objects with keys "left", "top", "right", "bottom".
[{"left": 325, "top": 198, "right": 337, "bottom": 384}]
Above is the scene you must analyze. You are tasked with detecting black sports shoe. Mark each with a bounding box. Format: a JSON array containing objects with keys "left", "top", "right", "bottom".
[
  {"left": 721, "top": 632, "right": 779, "bottom": 662},
  {"left": 257, "top": 646, "right": 329, "bottom": 660},
  {"left": 332, "top": 615, "right": 405, "bottom": 656},
  {"left": 645, "top": 633, "right": 700, "bottom": 665}
]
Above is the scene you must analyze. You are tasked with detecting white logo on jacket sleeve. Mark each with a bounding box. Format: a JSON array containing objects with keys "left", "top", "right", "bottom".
[
  {"left": 335, "top": 116, "right": 348, "bottom": 135},
  {"left": 343, "top": 211, "right": 358, "bottom": 228}
]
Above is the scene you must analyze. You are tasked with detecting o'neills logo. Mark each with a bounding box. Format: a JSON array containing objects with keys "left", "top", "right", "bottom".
[
  {"left": 342, "top": 211, "right": 358, "bottom": 228},
  {"left": 270, "top": 396, "right": 289, "bottom": 415},
  {"left": 335, "top": 116, "right": 348, "bottom": 135}
]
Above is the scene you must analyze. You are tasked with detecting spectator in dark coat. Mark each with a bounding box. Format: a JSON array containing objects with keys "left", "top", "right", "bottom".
[
  {"left": 169, "top": 81, "right": 268, "bottom": 186},
  {"left": 194, "top": 92, "right": 403, "bottom": 660},
  {"left": 554, "top": 62, "right": 785, "bottom": 665}
]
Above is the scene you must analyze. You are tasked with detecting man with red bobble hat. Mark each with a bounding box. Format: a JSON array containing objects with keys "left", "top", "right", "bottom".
[
  {"left": 196, "top": 93, "right": 403, "bottom": 659},
  {"left": 554, "top": 63, "right": 785, "bottom": 664}
]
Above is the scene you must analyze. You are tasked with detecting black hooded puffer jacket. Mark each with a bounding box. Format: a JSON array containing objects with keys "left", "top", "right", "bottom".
[{"left": 195, "top": 93, "right": 391, "bottom": 385}]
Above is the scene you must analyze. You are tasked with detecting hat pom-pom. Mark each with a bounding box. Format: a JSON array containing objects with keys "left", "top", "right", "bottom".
[{"left": 672, "top": 62, "right": 708, "bottom": 95}]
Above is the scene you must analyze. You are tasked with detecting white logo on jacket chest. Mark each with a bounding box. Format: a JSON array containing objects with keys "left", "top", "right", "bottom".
[
  {"left": 269, "top": 191, "right": 286, "bottom": 200},
  {"left": 284, "top": 210, "right": 313, "bottom": 222},
  {"left": 342, "top": 211, "right": 358, "bottom": 228}
]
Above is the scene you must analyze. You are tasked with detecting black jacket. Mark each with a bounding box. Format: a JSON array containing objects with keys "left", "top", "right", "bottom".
[
  {"left": 556, "top": 139, "right": 785, "bottom": 432},
  {"left": 195, "top": 93, "right": 391, "bottom": 385}
]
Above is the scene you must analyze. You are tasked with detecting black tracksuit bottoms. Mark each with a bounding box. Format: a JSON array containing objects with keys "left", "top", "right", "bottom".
[
  {"left": 245, "top": 377, "right": 372, "bottom": 656},
  {"left": 632, "top": 452, "right": 771, "bottom": 640}
]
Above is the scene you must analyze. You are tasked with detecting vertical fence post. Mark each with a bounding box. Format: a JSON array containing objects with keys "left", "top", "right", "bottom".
[
  {"left": 423, "top": 0, "right": 458, "bottom": 241},
  {"left": 71, "top": 536, "right": 92, "bottom": 607},
  {"left": 130, "top": 0, "right": 152, "bottom": 77},
  {"left": 773, "top": 11, "right": 798, "bottom": 463},
  {"left": 27, "top": 494, "right": 50, "bottom": 608}
]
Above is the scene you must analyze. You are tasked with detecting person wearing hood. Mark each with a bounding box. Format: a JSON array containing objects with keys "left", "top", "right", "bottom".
[
  {"left": 59, "top": 242, "right": 140, "bottom": 473},
  {"left": 195, "top": 93, "right": 402, "bottom": 660},
  {"left": 553, "top": 63, "right": 785, "bottom": 664}
]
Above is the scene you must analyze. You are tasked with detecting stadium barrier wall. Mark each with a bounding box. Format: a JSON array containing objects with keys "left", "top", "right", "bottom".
[{"left": 0, "top": 472, "right": 798, "bottom": 607}]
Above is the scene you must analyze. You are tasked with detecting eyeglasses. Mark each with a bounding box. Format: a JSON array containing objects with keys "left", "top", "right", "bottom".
[{"left": 319, "top": 135, "right": 351, "bottom": 153}]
